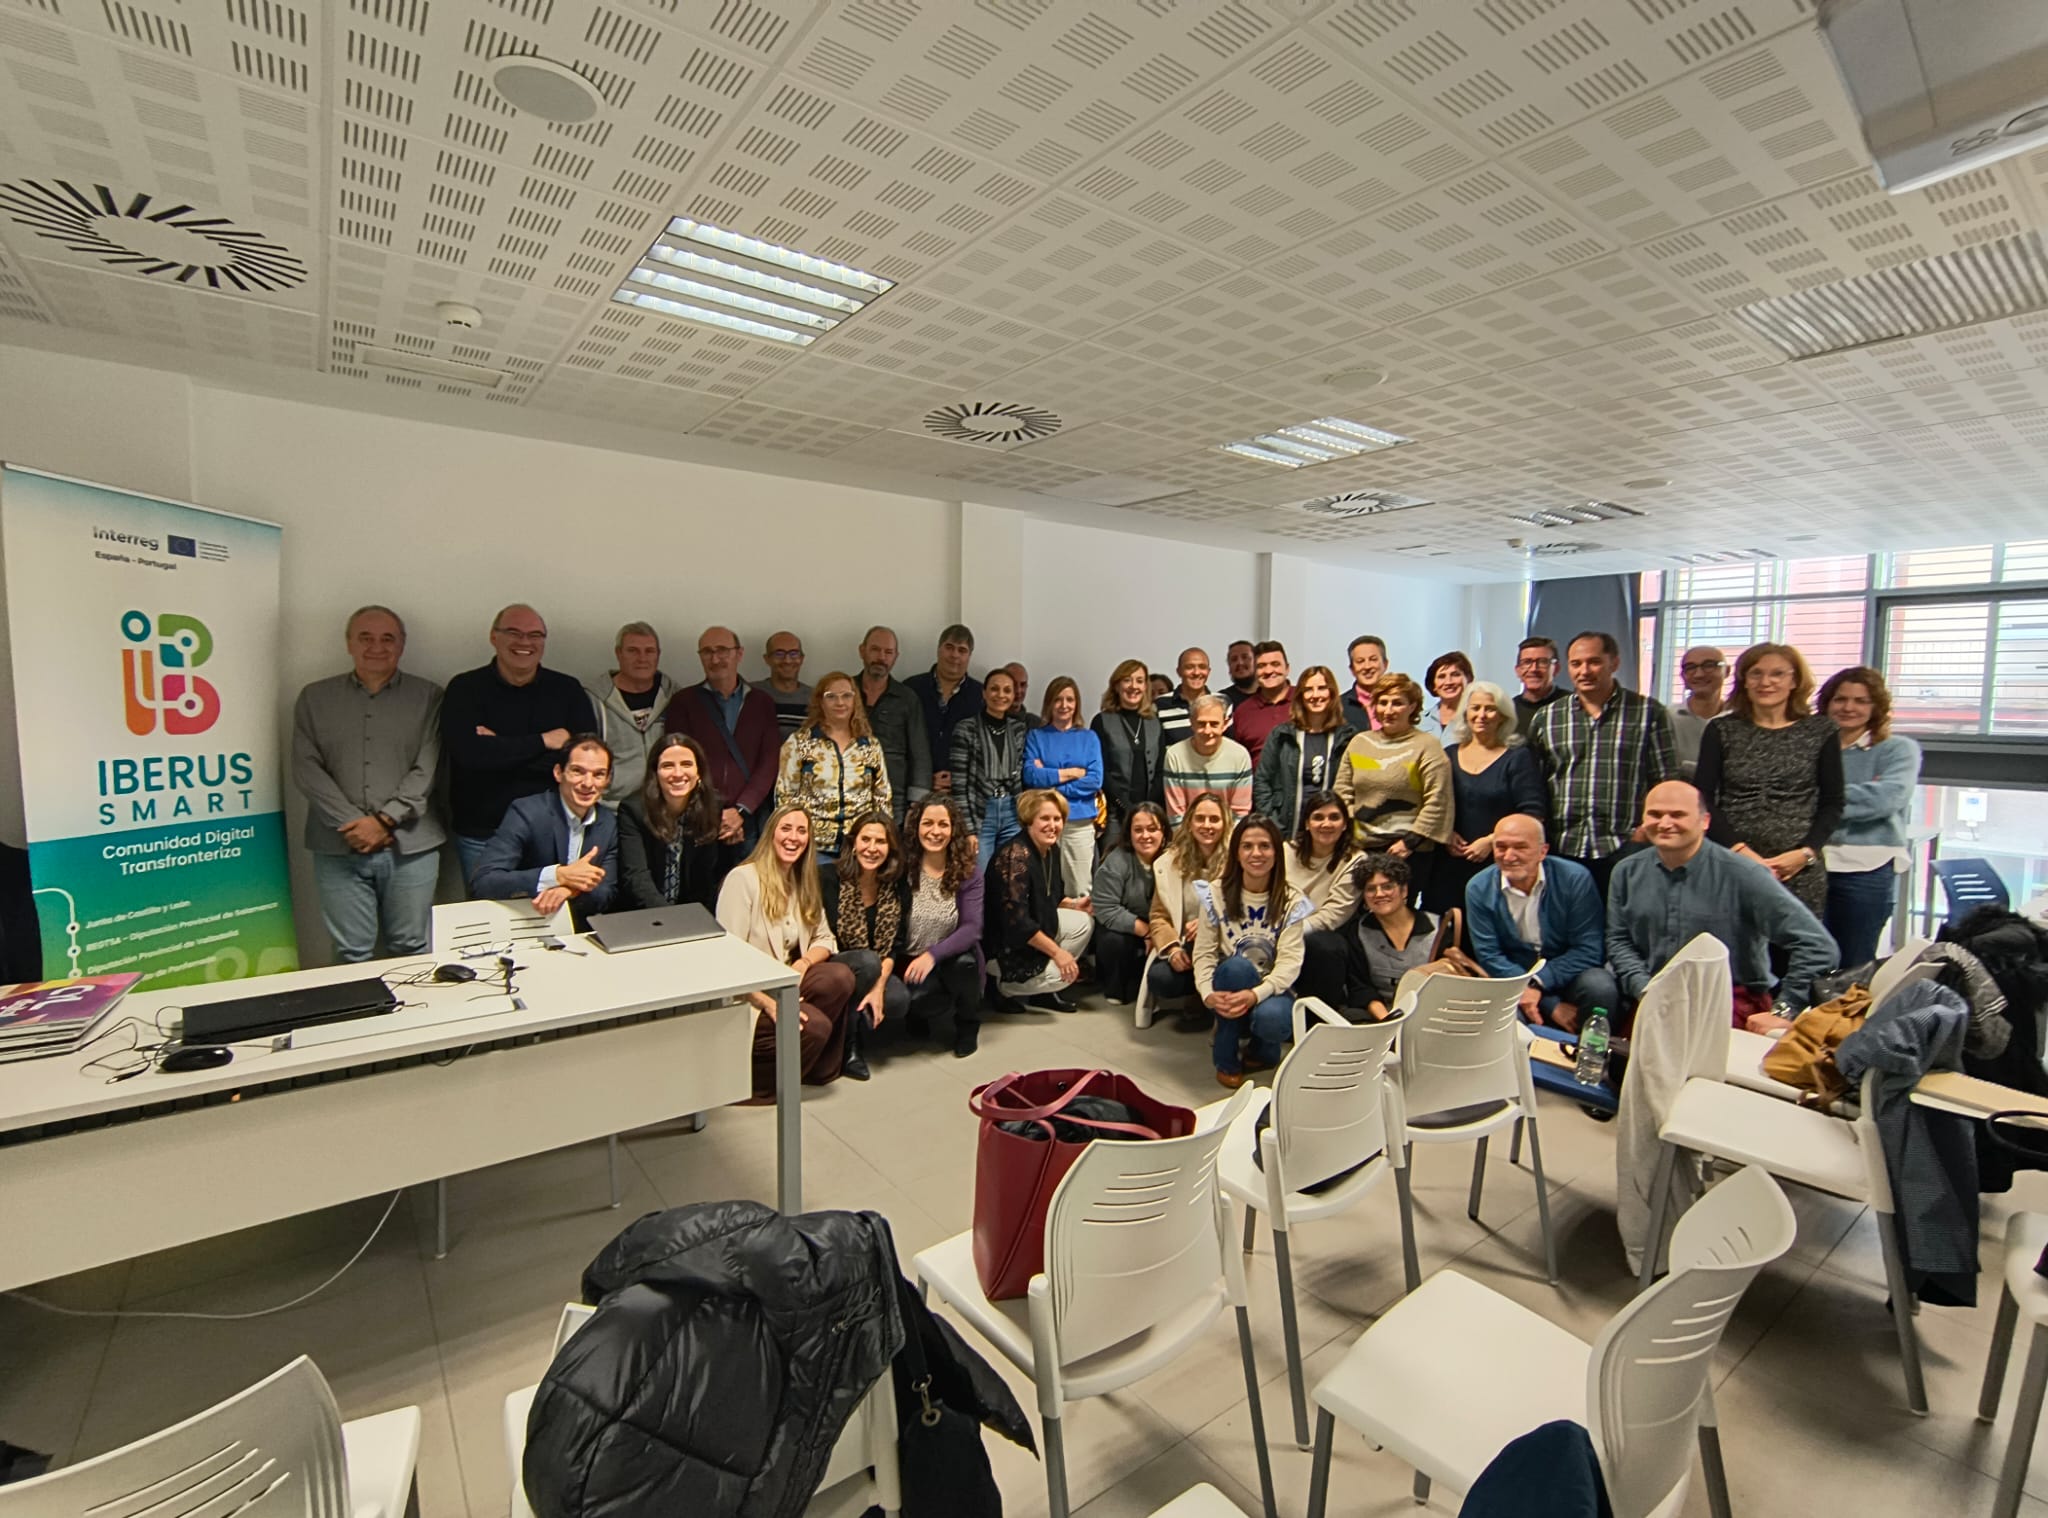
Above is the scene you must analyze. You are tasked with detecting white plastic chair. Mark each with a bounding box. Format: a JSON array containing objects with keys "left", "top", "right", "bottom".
[
  {"left": 0, "top": 1355, "right": 420, "bottom": 1518},
  {"left": 1220, "top": 999, "right": 1406, "bottom": 1450},
  {"left": 1977, "top": 1209, "right": 2048, "bottom": 1518},
  {"left": 1389, "top": 964, "right": 1557, "bottom": 1287},
  {"left": 1304, "top": 1165, "right": 1795, "bottom": 1518},
  {"left": 505, "top": 1302, "right": 902, "bottom": 1518},
  {"left": 1640, "top": 1065, "right": 1928, "bottom": 1413},
  {"left": 912, "top": 1086, "right": 1278, "bottom": 1518}
]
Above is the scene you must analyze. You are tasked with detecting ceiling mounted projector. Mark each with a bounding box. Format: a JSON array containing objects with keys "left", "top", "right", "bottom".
[{"left": 1819, "top": 0, "right": 2048, "bottom": 192}]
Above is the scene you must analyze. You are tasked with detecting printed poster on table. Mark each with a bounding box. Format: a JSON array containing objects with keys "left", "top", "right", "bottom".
[{"left": 0, "top": 465, "right": 297, "bottom": 989}]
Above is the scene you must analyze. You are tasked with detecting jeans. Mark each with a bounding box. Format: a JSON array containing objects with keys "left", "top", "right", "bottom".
[
  {"left": 1210, "top": 953, "right": 1293, "bottom": 1075},
  {"left": 1147, "top": 952, "right": 1197, "bottom": 1004},
  {"left": 313, "top": 848, "right": 440, "bottom": 963},
  {"left": 1094, "top": 925, "right": 1148, "bottom": 1002},
  {"left": 1536, "top": 966, "right": 1623, "bottom": 1026},
  {"left": 977, "top": 797, "right": 1021, "bottom": 873},
  {"left": 1826, "top": 865, "right": 1896, "bottom": 969},
  {"left": 455, "top": 834, "right": 489, "bottom": 892}
]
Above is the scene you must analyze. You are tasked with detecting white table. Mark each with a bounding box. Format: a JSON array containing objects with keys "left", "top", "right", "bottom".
[{"left": 0, "top": 932, "right": 800, "bottom": 1293}]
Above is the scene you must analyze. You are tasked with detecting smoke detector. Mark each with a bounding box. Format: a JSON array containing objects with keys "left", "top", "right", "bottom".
[
  {"left": 0, "top": 180, "right": 307, "bottom": 291},
  {"left": 923, "top": 400, "right": 1063, "bottom": 445},
  {"left": 488, "top": 55, "right": 604, "bottom": 123},
  {"left": 435, "top": 301, "right": 483, "bottom": 329}
]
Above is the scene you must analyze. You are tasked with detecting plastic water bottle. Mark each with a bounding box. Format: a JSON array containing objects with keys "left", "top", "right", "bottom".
[{"left": 1574, "top": 1008, "right": 1612, "bottom": 1088}]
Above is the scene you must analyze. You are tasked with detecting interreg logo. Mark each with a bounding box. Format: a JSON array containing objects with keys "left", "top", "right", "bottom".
[{"left": 121, "top": 610, "right": 220, "bottom": 736}]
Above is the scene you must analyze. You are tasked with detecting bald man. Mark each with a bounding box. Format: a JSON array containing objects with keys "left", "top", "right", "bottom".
[
  {"left": 1464, "top": 813, "right": 1617, "bottom": 1032},
  {"left": 659, "top": 625, "right": 782, "bottom": 847},
  {"left": 442, "top": 602, "right": 596, "bottom": 884},
  {"left": 1607, "top": 781, "right": 1836, "bottom": 1025}
]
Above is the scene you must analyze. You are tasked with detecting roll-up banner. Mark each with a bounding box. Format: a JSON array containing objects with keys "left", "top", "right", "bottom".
[{"left": 0, "top": 465, "right": 297, "bottom": 988}]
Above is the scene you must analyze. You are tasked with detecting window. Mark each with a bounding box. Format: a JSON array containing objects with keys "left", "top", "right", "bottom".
[{"left": 1639, "top": 544, "right": 2048, "bottom": 741}]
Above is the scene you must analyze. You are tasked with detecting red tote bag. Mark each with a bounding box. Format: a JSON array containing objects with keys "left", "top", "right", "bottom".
[{"left": 968, "top": 1068, "right": 1197, "bottom": 1301}]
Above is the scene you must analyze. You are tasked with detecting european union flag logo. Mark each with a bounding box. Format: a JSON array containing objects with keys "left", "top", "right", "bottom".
[{"left": 168, "top": 536, "right": 196, "bottom": 558}]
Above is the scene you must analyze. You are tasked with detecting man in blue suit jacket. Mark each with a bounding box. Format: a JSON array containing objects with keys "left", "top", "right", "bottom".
[
  {"left": 470, "top": 734, "right": 620, "bottom": 927},
  {"left": 1463, "top": 813, "right": 1619, "bottom": 1033}
]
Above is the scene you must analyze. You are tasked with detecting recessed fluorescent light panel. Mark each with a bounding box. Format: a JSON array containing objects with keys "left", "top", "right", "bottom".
[
  {"left": 1669, "top": 549, "right": 1779, "bottom": 566},
  {"left": 1510, "top": 501, "right": 1646, "bottom": 528},
  {"left": 1220, "top": 416, "right": 1414, "bottom": 468},
  {"left": 1732, "top": 230, "right": 2048, "bottom": 360},
  {"left": 612, "top": 216, "right": 894, "bottom": 347}
]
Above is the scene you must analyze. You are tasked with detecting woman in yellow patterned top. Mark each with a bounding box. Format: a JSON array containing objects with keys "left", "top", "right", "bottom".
[{"left": 1334, "top": 671, "right": 1452, "bottom": 902}]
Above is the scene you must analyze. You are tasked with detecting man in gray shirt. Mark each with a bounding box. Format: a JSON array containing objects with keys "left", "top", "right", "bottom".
[
  {"left": 1607, "top": 780, "right": 1837, "bottom": 1017},
  {"left": 855, "top": 624, "right": 931, "bottom": 822},
  {"left": 290, "top": 605, "right": 445, "bottom": 961}
]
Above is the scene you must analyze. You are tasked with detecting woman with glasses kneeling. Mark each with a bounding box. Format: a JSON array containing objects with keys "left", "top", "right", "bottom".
[
  {"left": 715, "top": 804, "right": 856, "bottom": 1095},
  {"left": 1344, "top": 851, "right": 1465, "bottom": 1022},
  {"left": 988, "top": 788, "right": 1095, "bottom": 1012},
  {"left": 1196, "top": 813, "right": 1310, "bottom": 1090}
]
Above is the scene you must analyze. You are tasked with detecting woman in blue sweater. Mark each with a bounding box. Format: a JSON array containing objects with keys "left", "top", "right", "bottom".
[
  {"left": 1818, "top": 665, "right": 1922, "bottom": 966},
  {"left": 1023, "top": 676, "right": 1105, "bottom": 896}
]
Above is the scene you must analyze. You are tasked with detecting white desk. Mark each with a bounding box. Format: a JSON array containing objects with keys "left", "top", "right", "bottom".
[{"left": 0, "top": 933, "right": 800, "bottom": 1293}]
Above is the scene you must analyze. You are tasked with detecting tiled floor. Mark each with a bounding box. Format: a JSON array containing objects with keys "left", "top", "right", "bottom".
[{"left": 8, "top": 995, "right": 2048, "bottom": 1517}]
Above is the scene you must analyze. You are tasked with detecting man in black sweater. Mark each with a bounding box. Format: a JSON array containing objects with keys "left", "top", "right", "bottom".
[{"left": 441, "top": 603, "right": 596, "bottom": 885}]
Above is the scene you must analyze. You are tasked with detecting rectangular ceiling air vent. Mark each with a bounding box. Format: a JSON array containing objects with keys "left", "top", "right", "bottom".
[
  {"left": 1732, "top": 229, "right": 2048, "bottom": 360},
  {"left": 358, "top": 345, "right": 508, "bottom": 388}
]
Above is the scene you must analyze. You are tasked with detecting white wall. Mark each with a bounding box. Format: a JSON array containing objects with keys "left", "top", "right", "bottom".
[
  {"left": 1016, "top": 516, "right": 1260, "bottom": 699},
  {"left": 1273, "top": 559, "right": 1474, "bottom": 686}
]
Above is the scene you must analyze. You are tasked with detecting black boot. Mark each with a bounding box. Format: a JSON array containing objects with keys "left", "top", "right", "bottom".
[
  {"left": 953, "top": 1019, "right": 980, "bottom": 1058},
  {"left": 842, "top": 1015, "right": 871, "bottom": 1081}
]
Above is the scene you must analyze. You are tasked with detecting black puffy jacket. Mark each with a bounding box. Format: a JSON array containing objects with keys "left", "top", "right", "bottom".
[{"left": 523, "top": 1201, "right": 903, "bottom": 1518}]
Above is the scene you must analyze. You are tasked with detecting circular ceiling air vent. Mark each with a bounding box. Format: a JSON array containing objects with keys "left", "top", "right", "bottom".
[
  {"left": 0, "top": 180, "right": 308, "bottom": 292},
  {"left": 1298, "top": 491, "right": 1428, "bottom": 519},
  {"left": 923, "top": 400, "right": 1062, "bottom": 445}
]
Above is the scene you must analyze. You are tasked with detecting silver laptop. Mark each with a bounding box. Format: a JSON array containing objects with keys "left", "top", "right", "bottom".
[{"left": 587, "top": 903, "right": 724, "bottom": 952}]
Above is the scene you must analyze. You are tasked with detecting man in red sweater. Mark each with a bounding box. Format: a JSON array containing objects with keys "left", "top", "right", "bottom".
[
  {"left": 658, "top": 625, "right": 782, "bottom": 849},
  {"left": 1229, "top": 640, "right": 1293, "bottom": 767}
]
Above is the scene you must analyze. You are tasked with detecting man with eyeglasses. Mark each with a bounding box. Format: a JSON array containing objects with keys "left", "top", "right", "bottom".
[
  {"left": 659, "top": 626, "right": 781, "bottom": 849},
  {"left": 470, "top": 733, "right": 620, "bottom": 930},
  {"left": 442, "top": 603, "right": 597, "bottom": 887},
  {"left": 762, "top": 630, "right": 811, "bottom": 737},
  {"left": 1669, "top": 645, "right": 1729, "bottom": 777},
  {"left": 1511, "top": 636, "right": 1568, "bottom": 730}
]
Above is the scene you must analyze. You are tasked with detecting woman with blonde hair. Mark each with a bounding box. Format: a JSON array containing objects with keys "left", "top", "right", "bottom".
[
  {"left": 1252, "top": 663, "right": 1356, "bottom": 833},
  {"left": 1695, "top": 642, "right": 1844, "bottom": 919},
  {"left": 1146, "top": 790, "right": 1231, "bottom": 1008},
  {"left": 775, "top": 670, "right": 891, "bottom": 863},
  {"left": 988, "top": 788, "right": 1096, "bottom": 1011},
  {"left": 714, "top": 804, "right": 856, "bottom": 1093},
  {"left": 1092, "top": 657, "right": 1165, "bottom": 854}
]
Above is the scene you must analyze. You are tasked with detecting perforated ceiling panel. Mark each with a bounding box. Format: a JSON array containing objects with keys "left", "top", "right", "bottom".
[{"left": 1, "top": 0, "right": 2047, "bottom": 576}]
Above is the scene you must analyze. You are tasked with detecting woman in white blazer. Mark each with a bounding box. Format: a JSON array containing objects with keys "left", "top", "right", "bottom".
[
  {"left": 1143, "top": 791, "right": 1230, "bottom": 1010},
  {"left": 715, "top": 804, "right": 855, "bottom": 1093}
]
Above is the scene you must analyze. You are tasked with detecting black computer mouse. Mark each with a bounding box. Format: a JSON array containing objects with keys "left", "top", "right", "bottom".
[
  {"left": 433, "top": 963, "right": 478, "bottom": 983},
  {"left": 160, "top": 1044, "right": 233, "bottom": 1073}
]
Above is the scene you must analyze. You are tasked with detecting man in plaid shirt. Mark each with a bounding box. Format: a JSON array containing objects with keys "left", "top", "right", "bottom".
[{"left": 1524, "top": 630, "right": 1679, "bottom": 899}]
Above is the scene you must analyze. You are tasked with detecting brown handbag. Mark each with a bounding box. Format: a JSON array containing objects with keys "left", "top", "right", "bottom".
[
  {"left": 1760, "top": 986, "right": 1873, "bottom": 1109},
  {"left": 967, "top": 1068, "right": 1196, "bottom": 1301}
]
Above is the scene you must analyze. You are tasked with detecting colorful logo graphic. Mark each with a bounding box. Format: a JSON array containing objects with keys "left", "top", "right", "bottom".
[{"left": 121, "top": 610, "right": 220, "bottom": 735}]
